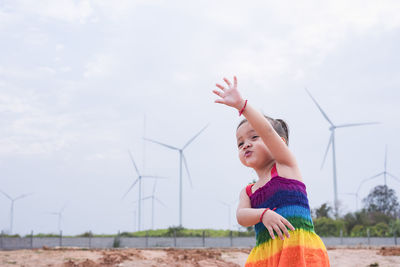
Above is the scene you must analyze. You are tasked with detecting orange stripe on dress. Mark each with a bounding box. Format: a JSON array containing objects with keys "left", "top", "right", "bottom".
[{"left": 245, "top": 246, "right": 330, "bottom": 267}]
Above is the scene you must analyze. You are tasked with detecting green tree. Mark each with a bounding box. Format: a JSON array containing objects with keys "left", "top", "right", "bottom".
[
  {"left": 313, "top": 203, "right": 333, "bottom": 219},
  {"left": 363, "top": 185, "right": 399, "bottom": 218}
]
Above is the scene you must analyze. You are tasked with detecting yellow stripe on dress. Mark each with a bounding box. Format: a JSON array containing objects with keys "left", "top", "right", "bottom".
[{"left": 246, "top": 229, "right": 327, "bottom": 263}]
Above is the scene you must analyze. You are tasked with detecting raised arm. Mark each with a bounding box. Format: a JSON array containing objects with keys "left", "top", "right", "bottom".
[{"left": 213, "top": 76, "right": 297, "bottom": 167}]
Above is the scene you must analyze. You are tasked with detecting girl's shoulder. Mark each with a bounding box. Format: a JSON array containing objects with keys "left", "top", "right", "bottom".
[
  {"left": 275, "top": 163, "right": 303, "bottom": 182},
  {"left": 245, "top": 183, "right": 255, "bottom": 197}
]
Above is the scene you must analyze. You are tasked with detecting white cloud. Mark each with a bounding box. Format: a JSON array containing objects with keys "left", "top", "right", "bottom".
[
  {"left": 83, "top": 54, "right": 115, "bottom": 78},
  {"left": 15, "top": 0, "right": 94, "bottom": 23}
]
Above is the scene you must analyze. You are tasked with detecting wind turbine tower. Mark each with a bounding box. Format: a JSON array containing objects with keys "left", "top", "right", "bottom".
[
  {"left": 48, "top": 203, "right": 67, "bottom": 233},
  {"left": 141, "top": 180, "right": 166, "bottom": 229},
  {"left": 122, "top": 151, "right": 165, "bottom": 231},
  {"left": 306, "top": 89, "right": 379, "bottom": 218},
  {"left": 144, "top": 124, "right": 209, "bottom": 227},
  {"left": 0, "top": 190, "right": 32, "bottom": 234}
]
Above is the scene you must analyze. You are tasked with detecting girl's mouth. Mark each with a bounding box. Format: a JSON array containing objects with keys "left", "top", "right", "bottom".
[{"left": 244, "top": 151, "right": 252, "bottom": 158}]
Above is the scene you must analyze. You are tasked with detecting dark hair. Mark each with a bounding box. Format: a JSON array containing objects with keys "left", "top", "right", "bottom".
[{"left": 237, "top": 116, "right": 289, "bottom": 145}]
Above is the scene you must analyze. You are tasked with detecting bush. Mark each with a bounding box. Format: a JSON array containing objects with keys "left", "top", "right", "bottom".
[
  {"left": 370, "top": 222, "right": 391, "bottom": 237},
  {"left": 350, "top": 225, "right": 366, "bottom": 237},
  {"left": 313, "top": 217, "right": 346, "bottom": 236}
]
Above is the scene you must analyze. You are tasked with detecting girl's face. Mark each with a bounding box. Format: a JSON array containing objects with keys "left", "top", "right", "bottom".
[{"left": 236, "top": 122, "right": 272, "bottom": 169}]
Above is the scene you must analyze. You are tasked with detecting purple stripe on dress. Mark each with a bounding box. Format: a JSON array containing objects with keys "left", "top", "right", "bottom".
[{"left": 250, "top": 177, "right": 308, "bottom": 208}]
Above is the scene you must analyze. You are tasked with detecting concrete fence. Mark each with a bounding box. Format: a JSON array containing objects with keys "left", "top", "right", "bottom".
[{"left": 1, "top": 234, "right": 399, "bottom": 250}]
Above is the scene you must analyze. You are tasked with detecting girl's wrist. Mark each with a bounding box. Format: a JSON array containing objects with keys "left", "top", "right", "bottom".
[
  {"left": 259, "top": 208, "right": 270, "bottom": 223},
  {"left": 236, "top": 99, "right": 246, "bottom": 111}
]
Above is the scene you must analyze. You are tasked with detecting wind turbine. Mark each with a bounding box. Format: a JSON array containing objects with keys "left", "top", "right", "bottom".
[
  {"left": 141, "top": 180, "right": 167, "bottom": 230},
  {"left": 219, "top": 199, "right": 237, "bottom": 230},
  {"left": 360, "top": 145, "right": 399, "bottom": 187},
  {"left": 0, "top": 190, "right": 33, "bottom": 234},
  {"left": 144, "top": 124, "right": 209, "bottom": 227},
  {"left": 122, "top": 150, "right": 166, "bottom": 231},
  {"left": 47, "top": 203, "right": 67, "bottom": 233},
  {"left": 355, "top": 146, "right": 399, "bottom": 201},
  {"left": 306, "top": 89, "right": 379, "bottom": 218}
]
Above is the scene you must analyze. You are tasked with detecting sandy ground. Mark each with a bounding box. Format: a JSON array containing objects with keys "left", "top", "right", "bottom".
[{"left": 0, "top": 247, "right": 399, "bottom": 267}]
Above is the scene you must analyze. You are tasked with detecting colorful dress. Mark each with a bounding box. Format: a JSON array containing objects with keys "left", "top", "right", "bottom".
[{"left": 244, "top": 164, "right": 330, "bottom": 267}]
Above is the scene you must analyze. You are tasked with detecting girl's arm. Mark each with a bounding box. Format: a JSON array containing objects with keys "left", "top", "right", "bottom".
[
  {"left": 213, "top": 77, "right": 301, "bottom": 178},
  {"left": 236, "top": 187, "right": 294, "bottom": 240}
]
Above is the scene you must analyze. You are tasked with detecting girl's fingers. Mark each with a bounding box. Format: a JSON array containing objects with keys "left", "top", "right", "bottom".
[
  {"left": 233, "top": 76, "right": 237, "bottom": 88},
  {"left": 223, "top": 78, "right": 232, "bottom": 87},
  {"left": 214, "top": 99, "right": 224, "bottom": 104},
  {"left": 282, "top": 218, "right": 295, "bottom": 231},
  {"left": 278, "top": 222, "right": 290, "bottom": 238},
  {"left": 216, "top": 83, "right": 226, "bottom": 90},
  {"left": 212, "top": 90, "right": 224, "bottom": 98},
  {"left": 266, "top": 226, "right": 275, "bottom": 240},
  {"left": 272, "top": 225, "right": 284, "bottom": 240}
]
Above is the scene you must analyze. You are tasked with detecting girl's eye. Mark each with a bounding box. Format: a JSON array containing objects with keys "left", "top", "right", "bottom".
[
  {"left": 238, "top": 143, "right": 243, "bottom": 148},
  {"left": 252, "top": 136, "right": 258, "bottom": 139}
]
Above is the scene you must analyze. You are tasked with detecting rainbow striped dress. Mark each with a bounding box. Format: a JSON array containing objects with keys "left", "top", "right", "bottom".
[{"left": 244, "top": 164, "right": 330, "bottom": 267}]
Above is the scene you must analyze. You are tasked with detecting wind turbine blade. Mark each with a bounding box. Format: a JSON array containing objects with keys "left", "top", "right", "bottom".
[
  {"left": 128, "top": 150, "right": 140, "bottom": 176},
  {"left": 47, "top": 212, "right": 59, "bottom": 215},
  {"left": 357, "top": 172, "right": 383, "bottom": 193},
  {"left": 14, "top": 193, "right": 33, "bottom": 201},
  {"left": 141, "top": 196, "right": 152, "bottom": 201},
  {"left": 335, "top": 122, "right": 380, "bottom": 128},
  {"left": 305, "top": 88, "right": 334, "bottom": 126},
  {"left": 356, "top": 173, "right": 382, "bottom": 194},
  {"left": 182, "top": 153, "right": 193, "bottom": 188},
  {"left": 122, "top": 177, "right": 140, "bottom": 199},
  {"left": 388, "top": 173, "right": 400, "bottom": 182},
  {"left": 154, "top": 197, "right": 167, "bottom": 207},
  {"left": 60, "top": 203, "right": 67, "bottom": 213},
  {"left": 320, "top": 133, "right": 333, "bottom": 169},
  {"left": 0, "top": 190, "right": 12, "bottom": 200},
  {"left": 183, "top": 124, "right": 209, "bottom": 150},
  {"left": 143, "top": 138, "right": 179, "bottom": 150}
]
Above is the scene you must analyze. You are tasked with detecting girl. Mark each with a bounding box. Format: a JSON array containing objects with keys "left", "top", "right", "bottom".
[{"left": 212, "top": 76, "right": 330, "bottom": 267}]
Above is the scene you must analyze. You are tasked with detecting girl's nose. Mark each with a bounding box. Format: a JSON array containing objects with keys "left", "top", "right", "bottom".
[{"left": 244, "top": 142, "right": 252, "bottom": 149}]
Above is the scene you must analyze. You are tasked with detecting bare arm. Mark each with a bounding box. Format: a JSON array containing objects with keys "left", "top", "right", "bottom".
[
  {"left": 236, "top": 187, "right": 295, "bottom": 240},
  {"left": 236, "top": 187, "right": 265, "bottom": 227}
]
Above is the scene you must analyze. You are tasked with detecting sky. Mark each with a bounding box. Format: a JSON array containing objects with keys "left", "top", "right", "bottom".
[{"left": 1, "top": 0, "right": 400, "bottom": 235}]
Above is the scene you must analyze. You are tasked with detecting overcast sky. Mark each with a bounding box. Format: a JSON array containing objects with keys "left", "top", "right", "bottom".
[{"left": 1, "top": 0, "right": 400, "bottom": 235}]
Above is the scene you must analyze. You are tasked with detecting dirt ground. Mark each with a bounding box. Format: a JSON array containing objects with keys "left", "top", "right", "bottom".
[{"left": 0, "top": 247, "right": 399, "bottom": 267}]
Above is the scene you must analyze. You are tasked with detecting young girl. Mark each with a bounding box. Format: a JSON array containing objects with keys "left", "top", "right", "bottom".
[{"left": 213, "top": 76, "right": 330, "bottom": 267}]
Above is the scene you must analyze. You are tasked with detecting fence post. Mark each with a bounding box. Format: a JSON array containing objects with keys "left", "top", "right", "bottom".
[
  {"left": 30, "top": 230, "right": 33, "bottom": 249},
  {"left": 367, "top": 228, "right": 370, "bottom": 246},
  {"left": 394, "top": 228, "right": 397, "bottom": 246},
  {"left": 340, "top": 229, "right": 343, "bottom": 245},
  {"left": 230, "top": 231, "right": 233, "bottom": 247},
  {"left": 0, "top": 231, "right": 3, "bottom": 250},
  {"left": 88, "top": 231, "right": 92, "bottom": 248},
  {"left": 202, "top": 231, "right": 205, "bottom": 247},
  {"left": 145, "top": 231, "right": 149, "bottom": 248},
  {"left": 173, "top": 230, "right": 177, "bottom": 247}
]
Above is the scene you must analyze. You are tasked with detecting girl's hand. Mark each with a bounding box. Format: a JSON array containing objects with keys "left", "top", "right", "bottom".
[
  {"left": 213, "top": 76, "right": 245, "bottom": 111},
  {"left": 262, "top": 209, "right": 295, "bottom": 240}
]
